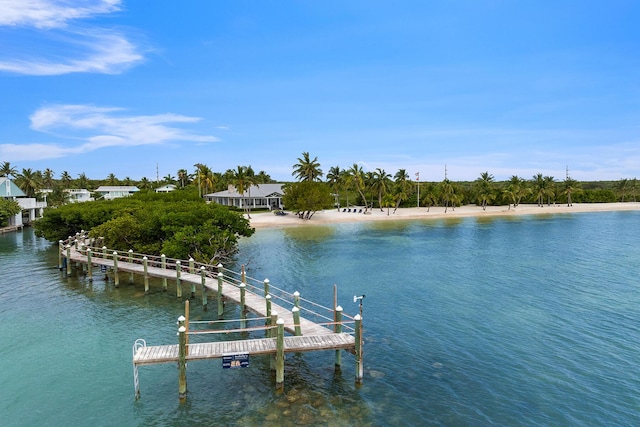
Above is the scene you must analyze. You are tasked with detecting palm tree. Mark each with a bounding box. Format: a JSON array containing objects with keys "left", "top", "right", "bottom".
[
  {"left": 616, "top": 178, "right": 629, "bottom": 202},
  {"left": 505, "top": 175, "right": 528, "bottom": 208},
  {"left": 254, "top": 170, "right": 273, "bottom": 184},
  {"left": 382, "top": 193, "right": 395, "bottom": 216},
  {"left": 474, "top": 171, "right": 495, "bottom": 210},
  {"left": 392, "top": 169, "right": 412, "bottom": 213},
  {"left": 0, "top": 161, "right": 17, "bottom": 178},
  {"left": 77, "top": 172, "right": 89, "bottom": 189},
  {"left": 177, "top": 169, "right": 189, "bottom": 188},
  {"left": 163, "top": 174, "right": 176, "bottom": 185},
  {"left": 532, "top": 173, "right": 546, "bottom": 207},
  {"left": 138, "top": 177, "right": 151, "bottom": 189},
  {"left": 292, "top": 152, "right": 323, "bottom": 182},
  {"left": 60, "top": 171, "right": 72, "bottom": 189},
  {"left": 326, "top": 166, "right": 344, "bottom": 211},
  {"left": 197, "top": 164, "right": 216, "bottom": 196},
  {"left": 372, "top": 168, "right": 392, "bottom": 211},
  {"left": 544, "top": 176, "right": 555, "bottom": 205},
  {"left": 347, "top": 163, "right": 369, "bottom": 213},
  {"left": 563, "top": 177, "right": 579, "bottom": 207},
  {"left": 232, "top": 165, "right": 256, "bottom": 218},
  {"left": 107, "top": 173, "right": 118, "bottom": 186},
  {"left": 439, "top": 178, "right": 456, "bottom": 213},
  {"left": 42, "top": 168, "right": 55, "bottom": 189},
  {"left": 421, "top": 184, "right": 438, "bottom": 212},
  {"left": 16, "top": 168, "right": 41, "bottom": 197}
]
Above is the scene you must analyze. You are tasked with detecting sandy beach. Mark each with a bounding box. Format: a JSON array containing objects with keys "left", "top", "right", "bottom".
[{"left": 248, "top": 202, "right": 640, "bottom": 229}]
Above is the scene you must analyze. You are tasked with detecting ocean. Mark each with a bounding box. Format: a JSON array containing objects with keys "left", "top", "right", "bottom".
[{"left": 1, "top": 210, "right": 639, "bottom": 426}]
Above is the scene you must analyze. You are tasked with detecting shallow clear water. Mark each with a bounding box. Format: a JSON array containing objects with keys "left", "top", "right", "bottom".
[{"left": 1, "top": 211, "right": 639, "bottom": 426}]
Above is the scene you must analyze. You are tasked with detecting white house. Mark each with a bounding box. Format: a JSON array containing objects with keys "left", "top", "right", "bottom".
[
  {"left": 94, "top": 186, "right": 140, "bottom": 200},
  {"left": 65, "top": 188, "right": 94, "bottom": 203},
  {"left": 205, "top": 183, "right": 284, "bottom": 210},
  {"left": 1, "top": 177, "right": 47, "bottom": 227},
  {"left": 155, "top": 184, "right": 177, "bottom": 193}
]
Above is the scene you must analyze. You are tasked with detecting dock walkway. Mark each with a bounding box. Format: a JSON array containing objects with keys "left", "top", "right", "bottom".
[{"left": 59, "top": 233, "right": 363, "bottom": 398}]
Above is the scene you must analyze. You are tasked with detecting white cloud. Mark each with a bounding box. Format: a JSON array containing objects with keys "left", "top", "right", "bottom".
[
  {"left": 0, "top": 104, "right": 219, "bottom": 161},
  {"left": 0, "top": 0, "right": 144, "bottom": 75},
  {"left": 0, "top": 0, "right": 121, "bottom": 29}
]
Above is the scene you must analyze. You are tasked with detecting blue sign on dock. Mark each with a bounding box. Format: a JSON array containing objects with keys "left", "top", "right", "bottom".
[{"left": 222, "top": 353, "right": 249, "bottom": 369}]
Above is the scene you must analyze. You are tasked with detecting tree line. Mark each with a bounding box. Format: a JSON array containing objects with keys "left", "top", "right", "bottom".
[
  {"left": 2, "top": 157, "right": 638, "bottom": 213},
  {"left": 287, "top": 152, "right": 639, "bottom": 214}
]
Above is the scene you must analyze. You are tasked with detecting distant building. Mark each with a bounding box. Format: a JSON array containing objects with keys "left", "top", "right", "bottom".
[
  {"left": 0, "top": 177, "right": 46, "bottom": 227},
  {"left": 65, "top": 189, "right": 94, "bottom": 203},
  {"left": 155, "top": 184, "right": 177, "bottom": 193},
  {"left": 205, "top": 183, "right": 284, "bottom": 210},
  {"left": 94, "top": 186, "right": 140, "bottom": 200}
]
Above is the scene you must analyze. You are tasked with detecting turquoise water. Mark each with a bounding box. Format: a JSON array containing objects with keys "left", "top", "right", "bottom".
[{"left": 1, "top": 211, "right": 639, "bottom": 426}]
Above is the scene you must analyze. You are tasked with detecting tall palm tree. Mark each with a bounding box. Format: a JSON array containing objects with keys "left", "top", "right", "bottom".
[
  {"left": 197, "top": 164, "right": 216, "bottom": 196},
  {"left": 60, "top": 171, "right": 72, "bottom": 189},
  {"left": 163, "top": 174, "right": 176, "bottom": 185},
  {"left": 107, "top": 173, "right": 118, "bottom": 186},
  {"left": 616, "top": 178, "right": 629, "bottom": 202},
  {"left": 544, "top": 176, "right": 555, "bottom": 205},
  {"left": 292, "top": 152, "right": 323, "bottom": 182},
  {"left": 177, "top": 169, "right": 189, "bottom": 188},
  {"left": 77, "top": 172, "right": 89, "bottom": 189},
  {"left": 255, "top": 170, "right": 272, "bottom": 184},
  {"left": 138, "top": 177, "right": 151, "bottom": 189},
  {"left": 372, "top": 168, "right": 391, "bottom": 211},
  {"left": 347, "top": 163, "right": 369, "bottom": 213},
  {"left": 232, "top": 165, "right": 256, "bottom": 218},
  {"left": 439, "top": 178, "right": 456, "bottom": 213},
  {"left": 474, "top": 171, "right": 495, "bottom": 210},
  {"left": 42, "top": 168, "right": 55, "bottom": 189},
  {"left": 0, "top": 161, "right": 17, "bottom": 178},
  {"left": 16, "top": 168, "right": 41, "bottom": 197},
  {"left": 392, "top": 169, "right": 411, "bottom": 213},
  {"left": 532, "top": 173, "right": 546, "bottom": 207},
  {"left": 326, "top": 165, "right": 344, "bottom": 210},
  {"left": 563, "top": 177, "right": 579, "bottom": 207}
]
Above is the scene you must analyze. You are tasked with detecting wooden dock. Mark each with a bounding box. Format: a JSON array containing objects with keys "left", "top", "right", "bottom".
[
  {"left": 133, "top": 333, "right": 356, "bottom": 366},
  {"left": 60, "top": 233, "right": 364, "bottom": 399}
]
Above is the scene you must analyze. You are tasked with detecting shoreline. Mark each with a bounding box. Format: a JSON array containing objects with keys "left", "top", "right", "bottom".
[{"left": 248, "top": 202, "right": 640, "bottom": 229}]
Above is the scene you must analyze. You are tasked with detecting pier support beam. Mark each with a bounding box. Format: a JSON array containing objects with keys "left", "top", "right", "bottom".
[
  {"left": 200, "top": 267, "right": 207, "bottom": 310},
  {"left": 112, "top": 251, "right": 119, "bottom": 287},
  {"left": 66, "top": 245, "right": 72, "bottom": 276},
  {"left": 178, "top": 324, "right": 187, "bottom": 401},
  {"left": 276, "top": 318, "right": 285, "bottom": 390},
  {"left": 263, "top": 278, "right": 270, "bottom": 297},
  {"left": 270, "top": 311, "right": 278, "bottom": 370},
  {"left": 176, "top": 260, "right": 182, "bottom": 298},
  {"left": 292, "top": 307, "right": 301, "bottom": 336},
  {"left": 161, "top": 254, "right": 167, "bottom": 291},
  {"left": 87, "top": 248, "right": 93, "bottom": 282},
  {"left": 355, "top": 314, "right": 363, "bottom": 384},
  {"left": 240, "top": 283, "right": 247, "bottom": 328},
  {"left": 143, "top": 256, "right": 149, "bottom": 293},
  {"left": 189, "top": 258, "right": 196, "bottom": 298},
  {"left": 217, "top": 271, "right": 224, "bottom": 319},
  {"left": 335, "top": 306, "right": 343, "bottom": 371},
  {"left": 128, "top": 250, "right": 134, "bottom": 283}
]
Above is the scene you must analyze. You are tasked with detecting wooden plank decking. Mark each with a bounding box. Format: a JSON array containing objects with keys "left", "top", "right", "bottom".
[
  {"left": 133, "top": 333, "right": 356, "bottom": 366},
  {"left": 66, "top": 246, "right": 335, "bottom": 336}
]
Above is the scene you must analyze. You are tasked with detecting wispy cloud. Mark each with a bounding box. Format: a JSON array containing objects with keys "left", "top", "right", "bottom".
[
  {"left": 0, "top": 104, "right": 219, "bottom": 161},
  {"left": 0, "top": 0, "right": 145, "bottom": 75}
]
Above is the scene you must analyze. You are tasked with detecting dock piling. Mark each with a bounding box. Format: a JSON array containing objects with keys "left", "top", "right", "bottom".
[
  {"left": 112, "top": 251, "right": 119, "bottom": 287},
  {"left": 176, "top": 260, "right": 182, "bottom": 298},
  {"left": 355, "top": 314, "right": 363, "bottom": 384},
  {"left": 335, "top": 306, "right": 343, "bottom": 371},
  {"left": 216, "top": 271, "right": 224, "bottom": 318},
  {"left": 143, "top": 256, "right": 149, "bottom": 293},
  {"left": 161, "top": 254, "right": 167, "bottom": 291},
  {"left": 276, "top": 318, "right": 285, "bottom": 390},
  {"left": 200, "top": 266, "right": 207, "bottom": 310}
]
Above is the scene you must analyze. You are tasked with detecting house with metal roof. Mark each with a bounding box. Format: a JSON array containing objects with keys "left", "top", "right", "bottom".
[
  {"left": 205, "top": 183, "right": 284, "bottom": 210},
  {"left": 155, "top": 184, "right": 177, "bottom": 193},
  {"left": 94, "top": 186, "right": 140, "bottom": 200},
  {"left": 1, "top": 177, "right": 47, "bottom": 227}
]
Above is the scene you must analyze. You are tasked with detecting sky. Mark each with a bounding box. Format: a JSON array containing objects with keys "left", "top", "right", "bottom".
[{"left": 1, "top": 0, "right": 639, "bottom": 183}]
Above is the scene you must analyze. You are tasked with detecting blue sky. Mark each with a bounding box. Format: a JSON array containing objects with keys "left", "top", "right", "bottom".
[{"left": 1, "top": 0, "right": 639, "bottom": 182}]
